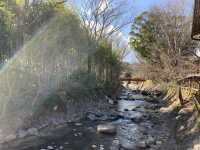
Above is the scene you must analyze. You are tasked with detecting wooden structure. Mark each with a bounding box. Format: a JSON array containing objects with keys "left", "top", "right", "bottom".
[
  {"left": 177, "top": 74, "right": 200, "bottom": 89},
  {"left": 177, "top": 74, "right": 200, "bottom": 111},
  {"left": 192, "top": 0, "right": 200, "bottom": 40}
]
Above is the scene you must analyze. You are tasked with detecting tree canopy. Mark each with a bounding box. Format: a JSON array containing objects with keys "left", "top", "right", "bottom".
[{"left": 129, "top": 6, "right": 198, "bottom": 81}]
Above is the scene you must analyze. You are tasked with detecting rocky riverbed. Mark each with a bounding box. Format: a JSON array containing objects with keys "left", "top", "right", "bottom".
[{"left": 0, "top": 87, "right": 175, "bottom": 150}]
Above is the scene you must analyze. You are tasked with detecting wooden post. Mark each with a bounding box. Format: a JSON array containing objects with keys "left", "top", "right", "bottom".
[
  {"left": 195, "top": 80, "right": 200, "bottom": 113},
  {"left": 193, "top": 97, "right": 200, "bottom": 113}
]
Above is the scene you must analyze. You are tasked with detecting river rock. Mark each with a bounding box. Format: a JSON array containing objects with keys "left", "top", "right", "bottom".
[
  {"left": 137, "top": 141, "right": 147, "bottom": 148},
  {"left": 175, "top": 115, "right": 182, "bottom": 120},
  {"left": 178, "top": 125, "right": 185, "bottom": 131},
  {"left": 146, "top": 136, "right": 155, "bottom": 145},
  {"left": 97, "top": 124, "right": 116, "bottom": 134},
  {"left": 87, "top": 112, "right": 119, "bottom": 122},
  {"left": 47, "top": 146, "right": 54, "bottom": 149},
  {"left": 91, "top": 144, "right": 97, "bottom": 149},
  {"left": 109, "top": 99, "right": 114, "bottom": 105},
  {"left": 111, "top": 139, "right": 120, "bottom": 150},
  {"left": 75, "top": 123, "right": 82, "bottom": 126},
  {"left": 87, "top": 114, "right": 97, "bottom": 121},
  {"left": 120, "top": 140, "right": 136, "bottom": 150},
  {"left": 106, "top": 96, "right": 115, "bottom": 105},
  {"left": 156, "top": 140, "right": 162, "bottom": 145},
  {"left": 18, "top": 130, "right": 28, "bottom": 138},
  {"left": 5, "top": 134, "right": 16, "bottom": 142},
  {"left": 178, "top": 108, "right": 189, "bottom": 115},
  {"left": 28, "top": 128, "right": 39, "bottom": 136},
  {"left": 100, "top": 144, "right": 104, "bottom": 150},
  {"left": 64, "top": 142, "right": 69, "bottom": 145}
]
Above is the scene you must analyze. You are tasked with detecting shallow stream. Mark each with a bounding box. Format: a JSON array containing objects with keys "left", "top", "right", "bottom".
[{"left": 2, "top": 88, "right": 169, "bottom": 150}]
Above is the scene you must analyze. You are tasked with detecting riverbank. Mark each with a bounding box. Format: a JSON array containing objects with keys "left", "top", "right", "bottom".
[
  {"left": 134, "top": 80, "right": 200, "bottom": 150},
  {"left": 161, "top": 90, "right": 200, "bottom": 150}
]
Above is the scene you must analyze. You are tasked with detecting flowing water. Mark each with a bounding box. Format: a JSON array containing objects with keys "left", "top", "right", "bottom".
[{"left": 1, "top": 88, "right": 170, "bottom": 150}]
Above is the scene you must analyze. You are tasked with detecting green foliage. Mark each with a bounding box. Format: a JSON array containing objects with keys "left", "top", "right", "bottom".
[
  {"left": 0, "top": 1, "right": 14, "bottom": 58},
  {"left": 129, "top": 12, "right": 158, "bottom": 60},
  {"left": 129, "top": 8, "right": 195, "bottom": 65},
  {"left": 0, "top": 0, "right": 67, "bottom": 61},
  {"left": 33, "top": 92, "right": 67, "bottom": 117},
  {"left": 24, "top": 3, "right": 55, "bottom": 35},
  {"left": 69, "top": 70, "right": 98, "bottom": 90},
  {"left": 94, "top": 41, "right": 121, "bottom": 82},
  {"left": 24, "top": 0, "right": 67, "bottom": 36},
  {"left": 15, "top": 0, "right": 25, "bottom": 6}
]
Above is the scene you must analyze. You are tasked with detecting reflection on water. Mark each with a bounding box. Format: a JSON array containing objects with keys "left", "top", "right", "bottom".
[{"left": 118, "top": 99, "right": 149, "bottom": 111}]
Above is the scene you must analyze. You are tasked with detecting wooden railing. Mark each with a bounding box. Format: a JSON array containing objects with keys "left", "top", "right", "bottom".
[{"left": 174, "top": 74, "right": 200, "bottom": 112}]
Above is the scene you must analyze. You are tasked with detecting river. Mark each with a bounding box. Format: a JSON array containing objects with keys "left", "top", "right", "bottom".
[{"left": 1, "top": 88, "right": 172, "bottom": 150}]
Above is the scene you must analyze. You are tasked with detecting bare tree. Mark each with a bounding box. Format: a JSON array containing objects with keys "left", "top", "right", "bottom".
[
  {"left": 80, "top": 0, "right": 133, "bottom": 41},
  {"left": 79, "top": 0, "right": 133, "bottom": 72},
  {"left": 130, "top": 0, "right": 199, "bottom": 81}
]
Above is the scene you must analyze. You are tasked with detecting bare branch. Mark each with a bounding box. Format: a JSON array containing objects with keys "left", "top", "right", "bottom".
[{"left": 80, "top": 0, "right": 133, "bottom": 42}]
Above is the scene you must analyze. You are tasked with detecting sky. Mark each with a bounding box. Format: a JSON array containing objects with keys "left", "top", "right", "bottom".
[{"left": 71, "top": 0, "right": 194, "bottom": 64}]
